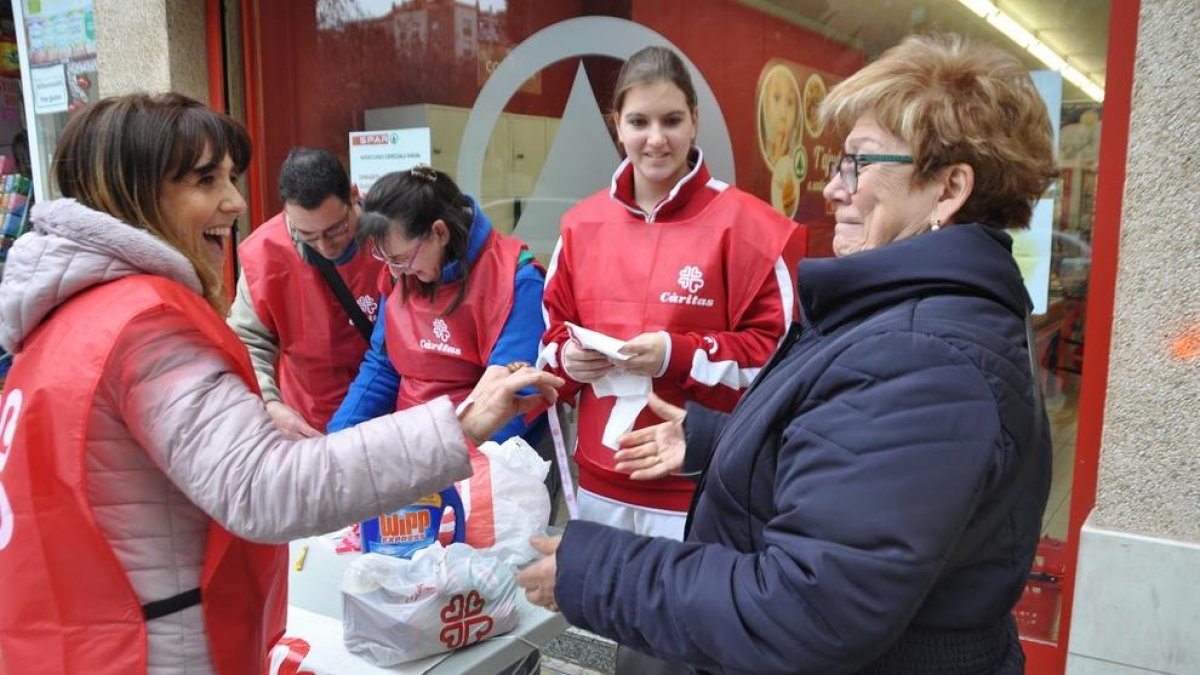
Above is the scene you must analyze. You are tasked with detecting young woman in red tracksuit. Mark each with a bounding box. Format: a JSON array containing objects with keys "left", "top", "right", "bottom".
[{"left": 539, "top": 46, "right": 807, "bottom": 539}]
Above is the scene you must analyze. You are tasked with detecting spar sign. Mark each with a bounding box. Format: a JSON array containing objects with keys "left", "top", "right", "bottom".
[{"left": 349, "top": 128, "right": 431, "bottom": 194}]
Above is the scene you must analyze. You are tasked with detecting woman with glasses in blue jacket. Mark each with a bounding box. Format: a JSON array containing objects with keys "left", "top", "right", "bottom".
[
  {"left": 518, "top": 34, "right": 1054, "bottom": 675},
  {"left": 328, "top": 166, "right": 546, "bottom": 445}
]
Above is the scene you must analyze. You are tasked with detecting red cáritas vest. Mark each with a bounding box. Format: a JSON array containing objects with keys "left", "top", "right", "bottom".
[
  {"left": 0, "top": 275, "right": 287, "bottom": 675},
  {"left": 384, "top": 230, "right": 528, "bottom": 411},
  {"left": 240, "top": 214, "right": 387, "bottom": 430}
]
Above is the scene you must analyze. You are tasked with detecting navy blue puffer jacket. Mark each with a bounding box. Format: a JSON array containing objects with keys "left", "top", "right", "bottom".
[{"left": 555, "top": 224, "right": 1052, "bottom": 674}]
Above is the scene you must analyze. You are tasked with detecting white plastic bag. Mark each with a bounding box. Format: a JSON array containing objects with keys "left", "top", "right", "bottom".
[
  {"left": 455, "top": 437, "right": 551, "bottom": 567},
  {"left": 269, "top": 607, "right": 444, "bottom": 674},
  {"left": 341, "top": 544, "right": 518, "bottom": 666}
]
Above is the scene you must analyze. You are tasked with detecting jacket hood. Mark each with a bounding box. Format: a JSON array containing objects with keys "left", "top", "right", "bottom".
[
  {"left": 0, "top": 198, "right": 202, "bottom": 353},
  {"left": 799, "top": 224, "right": 1032, "bottom": 333},
  {"left": 438, "top": 195, "right": 492, "bottom": 284}
]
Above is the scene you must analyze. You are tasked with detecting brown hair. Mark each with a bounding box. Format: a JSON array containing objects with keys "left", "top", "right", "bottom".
[
  {"left": 821, "top": 34, "right": 1057, "bottom": 229},
  {"left": 53, "top": 92, "right": 252, "bottom": 311},
  {"left": 611, "top": 46, "right": 698, "bottom": 115}
]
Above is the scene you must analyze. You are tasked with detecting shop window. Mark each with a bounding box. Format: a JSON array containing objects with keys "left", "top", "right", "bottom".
[
  {"left": 11, "top": 0, "right": 99, "bottom": 202},
  {"left": 257, "top": 0, "right": 1111, "bottom": 652}
]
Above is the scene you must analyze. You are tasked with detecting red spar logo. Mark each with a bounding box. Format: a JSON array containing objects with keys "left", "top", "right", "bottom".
[{"left": 438, "top": 590, "right": 494, "bottom": 649}]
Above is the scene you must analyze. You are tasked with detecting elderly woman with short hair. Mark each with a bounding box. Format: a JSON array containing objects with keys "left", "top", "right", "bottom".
[{"left": 518, "top": 34, "right": 1055, "bottom": 675}]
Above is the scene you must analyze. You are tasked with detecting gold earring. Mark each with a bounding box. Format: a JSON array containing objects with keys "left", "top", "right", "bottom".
[{"left": 930, "top": 218, "right": 941, "bottom": 232}]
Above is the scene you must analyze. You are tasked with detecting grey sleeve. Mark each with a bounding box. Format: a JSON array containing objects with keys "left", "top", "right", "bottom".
[
  {"left": 106, "top": 309, "right": 472, "bottom": 543},
  {"left": 226, "top": 273, "right": 283, "bottom": 402}
]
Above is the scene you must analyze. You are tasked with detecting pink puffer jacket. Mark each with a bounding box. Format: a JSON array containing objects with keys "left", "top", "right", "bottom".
[{"left": 0, "top": 199, "right": 472, "bottom": 674}]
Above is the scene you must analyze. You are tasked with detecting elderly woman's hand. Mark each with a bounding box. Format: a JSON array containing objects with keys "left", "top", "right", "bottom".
[
  {"left": 614, "top": 394, "right": 686, "bottom": 479},
  {"left": 458, "top": 365, "right": 564, "bottom": 444},
  {"left": 516, "top": 535, "right": 561, "bottom": 612}
]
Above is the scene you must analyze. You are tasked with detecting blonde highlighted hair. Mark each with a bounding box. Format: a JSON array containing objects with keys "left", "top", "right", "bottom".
[
  {"left": 53, "top": 92, "right": 251, "bottom": 312},
  {"left": 821, "top": 34, "right": 1057, "bottom": 229}
]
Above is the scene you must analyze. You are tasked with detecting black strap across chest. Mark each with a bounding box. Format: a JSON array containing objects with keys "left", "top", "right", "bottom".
[
  {"left": 306, "top": 243, "right": 373, "bottom": 345},
  {"left": 142, "top": 587, "right": 202, "bottom": 621}
]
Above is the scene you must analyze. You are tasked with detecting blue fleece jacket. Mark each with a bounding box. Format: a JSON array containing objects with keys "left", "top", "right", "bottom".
[
  {"left": 555, "top": 225, "right": 1051, "bottom": 675},
  {"left": 327, "top": 202, "right": 546, "bottom": 444}
]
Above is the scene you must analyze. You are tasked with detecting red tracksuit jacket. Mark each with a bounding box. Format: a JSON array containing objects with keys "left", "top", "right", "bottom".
[{"left": 540, "top": 152, "right": 808, "bottom": 511}]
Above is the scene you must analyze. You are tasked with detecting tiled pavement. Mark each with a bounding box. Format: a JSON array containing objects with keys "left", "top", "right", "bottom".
[
  {"left": 541, "top": 655, "right": 608, "bottom": 675},
  {"left": 539, "top": 627, "right": 615, "bottom": 675},
  {"left": 540, "top": 425, "right": 613, "bottom": 675}
]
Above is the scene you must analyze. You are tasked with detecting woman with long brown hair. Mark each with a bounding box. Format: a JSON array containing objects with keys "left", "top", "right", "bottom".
[{"left": 0, "top": 92, "right": 560, "bottom": 675}]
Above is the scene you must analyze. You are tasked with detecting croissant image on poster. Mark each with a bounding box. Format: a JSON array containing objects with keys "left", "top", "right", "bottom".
[{"left": 802, "top": 72, "right": 828, "bottom": 140}]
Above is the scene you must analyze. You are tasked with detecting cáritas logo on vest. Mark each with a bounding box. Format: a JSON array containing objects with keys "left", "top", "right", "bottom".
[
  {"left": 0, "top": 388, "right": 24, "bottom": 551},
  {"left": 356, "top": 295, "right": 379, "bottom": 324},
  {"left": 420, "top": 318, "right": 463, "bottom": 355},
  {"left": 660, "top": 265, "right": 715, "bottom": 307}
]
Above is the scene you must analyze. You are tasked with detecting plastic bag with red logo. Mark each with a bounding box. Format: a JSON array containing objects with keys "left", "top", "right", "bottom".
[
  {"left": 451, "top": 436, "right": 551, "bottom": 566},
  {"left": 341, "top": 543, "right": 518, "bottom": 666}
]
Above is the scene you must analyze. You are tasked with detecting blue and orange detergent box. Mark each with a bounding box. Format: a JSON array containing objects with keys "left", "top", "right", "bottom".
[{"left": 360, "top": 486, "right": 466, "bottom": 558}]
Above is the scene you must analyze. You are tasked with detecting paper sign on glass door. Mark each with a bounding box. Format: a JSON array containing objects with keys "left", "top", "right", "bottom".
[{"left": 30, "top": 63, "right": 67, "bottom": 114}]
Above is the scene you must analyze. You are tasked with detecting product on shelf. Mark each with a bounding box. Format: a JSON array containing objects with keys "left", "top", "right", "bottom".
[{"left": 0, "top": 173, "right": 31, "bottom": 264}]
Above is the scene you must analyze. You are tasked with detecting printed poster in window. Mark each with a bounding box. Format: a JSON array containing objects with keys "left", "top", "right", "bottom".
[
  {"left": 23, "top": 0, "right": 97, "bottom": 114},
  {"left": 754, "top": 59, "right": 845, "bottom": 255}
]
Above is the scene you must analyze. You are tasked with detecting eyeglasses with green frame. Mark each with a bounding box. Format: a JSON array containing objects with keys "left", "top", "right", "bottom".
[{"left": 827, "top": 154, "right": 914, "bottom": 195}]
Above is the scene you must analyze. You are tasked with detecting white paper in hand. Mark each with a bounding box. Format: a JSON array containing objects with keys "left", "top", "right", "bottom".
[
  {"left": 564, "top": 323, "right": 651, "bottom": 449},
  {"left": 565, "top": 322, "right": 631, "bottom": 361}
]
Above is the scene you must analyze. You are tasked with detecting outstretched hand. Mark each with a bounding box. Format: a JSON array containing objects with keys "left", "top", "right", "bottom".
[
  {"left": 458, "top": 365, "right": 565, "bottom": 444},
  {"left": 613, "top": 394, "right": 686, "bottom": 480}
]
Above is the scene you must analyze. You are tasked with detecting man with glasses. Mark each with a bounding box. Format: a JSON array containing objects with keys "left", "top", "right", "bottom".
[{"left": 229, "top": 148, "right": 387, "bottom": 438}]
